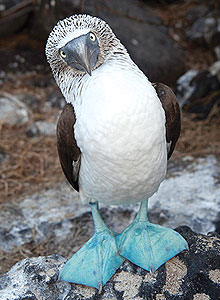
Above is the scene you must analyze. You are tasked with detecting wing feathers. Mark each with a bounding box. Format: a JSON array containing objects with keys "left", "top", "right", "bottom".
[
  {"left": 153, "top": 82, "right": 181, "bottom": 159},
  {"left": 56, "top": 103, "right": 81, "bottom": 191}
]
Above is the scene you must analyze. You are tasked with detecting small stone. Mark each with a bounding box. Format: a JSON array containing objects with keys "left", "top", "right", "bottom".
[
  {"left": 214, "top": 46, "right": 220, "bottom": 60},
  {"left": 186, "top": 15, "right": 220, "bottom": 47},
  {"left": 17, "top": 94, "right": 40, "bottom": 111},
  {"left": 209, "top": 60, "right": 220, "bottom": 82},
  {"left": 186, "top": 5, "right": 208, "bottom": 24},
  {"left": 175, "top": 69, "right": 199, "bottom": 107},
  {"left": 0, "top": 93, "right": 31, "bottom": 126},
  {"left": 175, "top": 68, "right": 220, "bottom": 118},
  {"left": 26, "top": 121, "right": 56, "bottom": 137},
  {"left": 46, "top": 91, "right": 65, "bottom": 109}
]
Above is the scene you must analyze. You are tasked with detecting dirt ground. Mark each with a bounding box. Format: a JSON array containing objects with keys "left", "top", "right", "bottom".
[{"left": 0, "top": 0, "right": 220, "bottom": 276}]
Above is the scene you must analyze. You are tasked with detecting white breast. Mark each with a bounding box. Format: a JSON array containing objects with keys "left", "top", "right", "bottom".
[{"left": 74, "top": 59, "right": 167, "bottom": 205}]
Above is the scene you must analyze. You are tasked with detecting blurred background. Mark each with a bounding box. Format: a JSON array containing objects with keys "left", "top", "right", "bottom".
[{"left": 0, "top": 0, "right": 219, "bottom": 276}]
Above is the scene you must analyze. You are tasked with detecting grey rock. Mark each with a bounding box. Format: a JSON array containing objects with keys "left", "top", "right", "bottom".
[
  {"left": 0, "top": 254, "right": 69, "bottom": 300},
  {"left": 0, "top": 47, "right": 48, "bottom": 79},
  {"left": 0, "top": 182, "right": 135, "bottom": 253},
  {"left": 0, "top": 156, "right": 219, "bottom": 255},
  {"left": 46, "top": 91, "right": 66, "bottom": 109},
  {"left": 175, "top": 66, "right": 220, "bottom": 118},
  {"left": 175, "top": 69, "right": 199, "bottom": 108},
  {"left": 17, "top": 94, "right": 40, "bottom": 111},
  {"left": 209, "top": 60, "right": 220, "bottom": 82},
  {"left": 0, "top": 70, "right": 7, "bottom": 85},
  {"left": 0, "top": 227, "right": 220, "bottom": 299},
  {"left": 0, "top": 92, "right": 31, "bottom": 126},
  {"left": 26, "top": 75, "right": 52, "bottom": 88},
  {"left": 93, "top": 0, "right": 185, "bottom": 85},
  {"left": 150, "top": 156, "right": 220, "bottom": 234},
  {"left": 186, "top": 5, "right": 209, "bottom": 24},
  {"left": 26, "top": 121, "right": 56, "bottom": 137},
  {"left": 186, "top": 16, "right": 220, "bottom": 47},
  {"left": 214, "top": 46, "right": 220, "bottom": 60}
]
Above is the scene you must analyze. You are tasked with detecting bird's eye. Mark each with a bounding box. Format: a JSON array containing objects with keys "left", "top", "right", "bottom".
[
  {"left": 89, "top": 32, "right": 96, "bottom": 42},
  {"left": 60, "top": 50, "right": 67, "bottom": 59}
]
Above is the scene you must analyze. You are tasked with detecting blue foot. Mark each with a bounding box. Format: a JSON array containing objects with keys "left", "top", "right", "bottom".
[
  {"left": 59, "top": 202, "right": 124, "bottom": 289},
  {"left": 116, "top": 200, "right": 188, "bottom": 272}
]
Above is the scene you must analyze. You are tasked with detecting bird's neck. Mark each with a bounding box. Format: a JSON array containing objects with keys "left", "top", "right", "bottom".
[{"left": 58, "top": 53, "right": 146, "bottom": 108}]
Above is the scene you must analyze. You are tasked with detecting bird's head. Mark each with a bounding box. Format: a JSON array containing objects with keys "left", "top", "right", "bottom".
[
  {"left": 46, "top": 14, "right": 125, "bottom": 83},
  {"left": 45, "top": 14, "right": 126, "bottom": 103}
]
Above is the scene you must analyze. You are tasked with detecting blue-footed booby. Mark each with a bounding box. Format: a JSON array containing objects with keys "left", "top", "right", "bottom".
[{"left": 45, "top": 14, "right": 188, "bottom": 290}]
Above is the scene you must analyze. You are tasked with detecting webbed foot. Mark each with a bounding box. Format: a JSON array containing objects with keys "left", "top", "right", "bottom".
[
  {"left": 59, "top": 202, "right": 124, "bottom": 289},
  {"left": 116, "top": 200, "right": 188, "bottom": 272}
]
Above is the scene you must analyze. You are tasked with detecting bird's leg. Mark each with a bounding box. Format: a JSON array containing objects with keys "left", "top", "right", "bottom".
[
  {"left": 59, "top": 201, "right": 125, "bottom": 290},
  {"left": 116, "top": 199, "right": 188, "bottom": 272}
]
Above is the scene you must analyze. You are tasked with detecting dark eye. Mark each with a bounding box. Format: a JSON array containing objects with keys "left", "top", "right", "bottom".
[
  {"left": 89, "top": 32, "right": 96, "bottom": 42},
  {"left": 60, "top": 50, "right": 67, "bottom": 59}
]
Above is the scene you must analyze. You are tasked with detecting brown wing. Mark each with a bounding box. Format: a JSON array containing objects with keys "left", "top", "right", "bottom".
[
  {"left": 153, "top": 82, "right": 181, "bottom": 159},
  {"left": 56, "top": 103, "right": 81, "bottom": 191}
]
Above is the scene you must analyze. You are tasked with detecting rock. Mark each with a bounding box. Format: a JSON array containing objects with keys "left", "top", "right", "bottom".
[
  {"left": 0, "top": 227, "right": 220, "bottom": 299},
  {"left": 0, "top": 0, "right": 34, "bottom": 37},
  {"left": 0, "top": 156, "right": 219, "bottom": 255},
  {"left": 35, "top": 0, "right": 184, "bottom": 85},
  {"left": 45, "top": 90, "right": 65, "bottom": 109},
  {"left": 175, "top": 69, "right": 199, "bottom": 108},
  {"left": 26, "top": 75, "right": 53, "bottom": 88},
  {"left": 0, "top": 70, "right": 7, "bottom": 85},
  {"left": 215, "top": 47, "right": 220, "bottom": 60},
  {"left": 186, "top": 15, "right": 220, "bottom": 48},
  {"left": 175, "top": 65, "right": 220, "bottom": 118},
  {"left": 92, "top": 0, "right": 185, "bottom": 85},
  {"left": 150, "top": 156, "right": 220, "bottom": 234},
  {"left": 0, "top": 182, "right": 136, "bottom": 253},
  {"left": 17, "top": 94, "right": 40, "bottom": 112},
  {"left": 209, "top": 60, "right": 220, "bottom": 82},
  {"left": 186, "top": 5, "right": 209, "bottom": 25},
  {"left": 0, "top": 92, "right": 31, "bottom": 126},
  {"left": 0, "top": 47, "right": 48, "bottom": 79},
  {"left": 26, "top": 121, "right": 56, "bottom": 137}
]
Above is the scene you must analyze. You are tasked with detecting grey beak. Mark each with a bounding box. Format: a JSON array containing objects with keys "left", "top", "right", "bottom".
[{"left": 60, "top": 33, "right": 100, "bottom": 76}]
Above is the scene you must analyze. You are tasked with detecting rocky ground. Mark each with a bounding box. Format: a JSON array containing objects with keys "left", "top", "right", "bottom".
[
  {"left": 1, "top": 227, "right": 220, "bottom": 299},
  {"left": 0, "top": 0, "right": 220, "bottom": 298}
]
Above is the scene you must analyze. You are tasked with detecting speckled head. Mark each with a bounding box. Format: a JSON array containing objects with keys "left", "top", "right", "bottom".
[
  {"left": 46, "top": 14, "right": 126, "bottom": 76},
  {"left": 45, "top": 14, "right": 126, "bottom": 102}
]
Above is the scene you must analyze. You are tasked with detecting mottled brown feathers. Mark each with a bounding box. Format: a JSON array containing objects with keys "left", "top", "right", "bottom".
[
  {"left": 153, "top": 82, "right": 181, "bottom": 159},
  {"left": 56, "top": 103, "right": 81, "bottom": 191}
]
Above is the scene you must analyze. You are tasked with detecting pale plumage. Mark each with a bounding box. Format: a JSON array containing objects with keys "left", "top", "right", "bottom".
[{"left": 74, "top": 61, "right": 167, "bottom": 205}]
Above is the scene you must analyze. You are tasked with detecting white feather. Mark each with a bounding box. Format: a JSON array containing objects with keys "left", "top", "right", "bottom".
[{"left": 74, "top": 59, "right": 167, "bottom": 205}]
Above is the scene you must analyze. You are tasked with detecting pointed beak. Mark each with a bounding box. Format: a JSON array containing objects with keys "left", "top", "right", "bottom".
[{"left": 60, "top": 33, "right": 100, "bottom": 76}]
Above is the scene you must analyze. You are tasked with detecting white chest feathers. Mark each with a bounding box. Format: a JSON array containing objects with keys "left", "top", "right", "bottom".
[{"left": 74, "top": 60, "right": 167, "bottom": 205}]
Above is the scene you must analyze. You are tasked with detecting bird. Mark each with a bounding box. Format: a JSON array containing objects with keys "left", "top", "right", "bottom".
[{"left": 45, "top": 14, "right": 188, "bottom": 290}]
